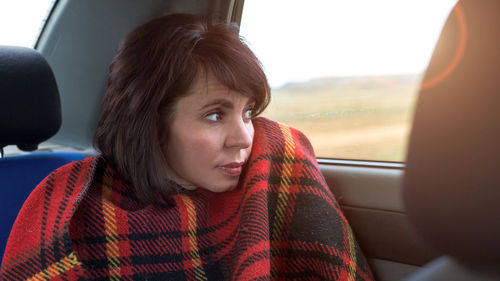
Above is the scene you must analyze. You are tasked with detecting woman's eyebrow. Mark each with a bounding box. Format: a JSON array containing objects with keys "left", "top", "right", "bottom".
[{"left": 199, "top": 98, "right": 234, "bottom": 110}]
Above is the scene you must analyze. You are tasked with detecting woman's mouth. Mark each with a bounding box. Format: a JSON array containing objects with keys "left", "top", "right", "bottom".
[{"left": 219, "top": 162, "right": 245, "bottom": 176}]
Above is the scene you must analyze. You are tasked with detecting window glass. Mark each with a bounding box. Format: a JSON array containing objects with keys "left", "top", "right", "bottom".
[
  {"left": 0, "top": 0, "right": 55, "bottom": 47},
  {"left": 240, "top": 0, "right": 457, "bottom": 162}
]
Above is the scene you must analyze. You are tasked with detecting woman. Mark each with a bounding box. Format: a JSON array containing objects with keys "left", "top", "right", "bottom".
[{"left": 1, "top": 14, "right": 373, "bottom": 280}]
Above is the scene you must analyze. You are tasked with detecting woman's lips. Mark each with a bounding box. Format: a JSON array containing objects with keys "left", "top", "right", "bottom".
[{"left": 219, "top": 162, "right": 244, "bottom": 176}]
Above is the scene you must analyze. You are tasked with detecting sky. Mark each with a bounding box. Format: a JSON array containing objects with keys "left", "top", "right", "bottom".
[
  {"left": 240, "top": 0, "right": 458, "bottom": 88},
  {"left": 1, "top": 0, "right": 457, "bottom": 88}
]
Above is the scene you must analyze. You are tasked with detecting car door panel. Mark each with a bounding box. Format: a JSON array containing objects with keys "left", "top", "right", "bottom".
[{"left": 320, "top": 163, "right": 440, "bottom": 280}]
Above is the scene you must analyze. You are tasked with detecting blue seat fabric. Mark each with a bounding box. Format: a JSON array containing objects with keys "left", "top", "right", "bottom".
[{"left": 0, "top": 152, "right": 87, "bottom": 262}]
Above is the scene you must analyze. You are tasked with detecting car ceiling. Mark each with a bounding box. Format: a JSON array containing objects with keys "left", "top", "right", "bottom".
[{"left": 38, "top": 0, "right": 241, "bottom": 150}]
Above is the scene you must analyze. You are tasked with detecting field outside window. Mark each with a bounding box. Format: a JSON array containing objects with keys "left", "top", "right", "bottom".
[{"left": 240, "top": 0, "right": 457, "bottom": 162}]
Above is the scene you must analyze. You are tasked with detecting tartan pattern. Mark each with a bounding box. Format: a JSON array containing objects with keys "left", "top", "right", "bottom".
[{"left": 1, "top": 117, "right": 373, "bottom": 280}]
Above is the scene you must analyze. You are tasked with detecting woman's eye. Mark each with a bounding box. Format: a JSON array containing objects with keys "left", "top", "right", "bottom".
[
  {"left": 243, "top": 108, "right": 253, "bottom": 120},
  {"left": 206, "top": 112, "right": 223, "bottom": 122}
]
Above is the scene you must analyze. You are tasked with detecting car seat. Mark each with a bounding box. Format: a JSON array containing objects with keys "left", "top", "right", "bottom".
[
  {"left": 402, "top": 0, "right": 500, "bottom": 280},
  {"left": 0, "top": 45, "right": 87, "bottom": 262}
]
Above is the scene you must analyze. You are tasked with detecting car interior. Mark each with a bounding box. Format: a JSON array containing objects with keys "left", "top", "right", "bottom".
[
  {"left": 0, "top": 45, "right": 87, "bottom": 259},
  {"left": 0, "top": 0, "right": 499, "bottom": 280}
]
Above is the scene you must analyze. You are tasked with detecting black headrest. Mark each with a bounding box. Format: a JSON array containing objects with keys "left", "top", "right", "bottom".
[
  {"left": 403, "top": 0, "right": 500, "bottom": 268},
  {"left": 0, "top": 45, "right": 61, "bottom": 151}
]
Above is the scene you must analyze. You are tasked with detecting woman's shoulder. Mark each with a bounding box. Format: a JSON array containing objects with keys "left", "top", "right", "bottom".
[
  {"left": 1, "top": 155, "right": 101, "bottom": 265},
  {"left": 20, "top": 155, "right": 102, "bottom": 212},
  {"left": 49, "top": 155, "right": 98, "bottom": 179},
  {"left": 253, "top": 117, "right": 310, "bottom": 141},
  {"left": 43, "top": 155, "right": 103, "bottom": 197},
  {"left": 252, "top": 117, "right": 317, "bottom": 159},
  {"left": 26, "top": 155, "right": 100, "bottom": 205}
]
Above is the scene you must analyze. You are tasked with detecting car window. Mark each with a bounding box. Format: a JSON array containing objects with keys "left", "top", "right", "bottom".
[
  {"left": 0, "top": 0, "right": 55, "bottom": 47},
  {"left": 240, "top": 0, "right": 457, "bottom": 162}
]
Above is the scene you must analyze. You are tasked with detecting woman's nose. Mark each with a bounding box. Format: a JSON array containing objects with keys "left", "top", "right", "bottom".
[{"left": 225, "top": 119, "right": 253, "bottom": 149}]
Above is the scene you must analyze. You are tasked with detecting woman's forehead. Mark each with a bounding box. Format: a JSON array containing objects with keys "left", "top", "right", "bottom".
[
  {"left": 183, "top": 85, "right": 253, "bottom": 109},
  {"left": 186, "top": 70, "right": 253, "bottom": 103}
]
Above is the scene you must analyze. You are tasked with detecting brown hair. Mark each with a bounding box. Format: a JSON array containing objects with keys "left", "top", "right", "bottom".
[{"left": 93, "top": 13, "right": 270, "bottom": 205}]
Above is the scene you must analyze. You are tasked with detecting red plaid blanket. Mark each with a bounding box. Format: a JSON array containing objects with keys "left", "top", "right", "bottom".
[{"left": 1, "top": 117, "right": 373, "bottom": 280}]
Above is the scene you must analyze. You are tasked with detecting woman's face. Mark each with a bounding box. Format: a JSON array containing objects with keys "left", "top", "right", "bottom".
[{"left": 164, "top": 72, "right": 255, "bottom": 192}]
